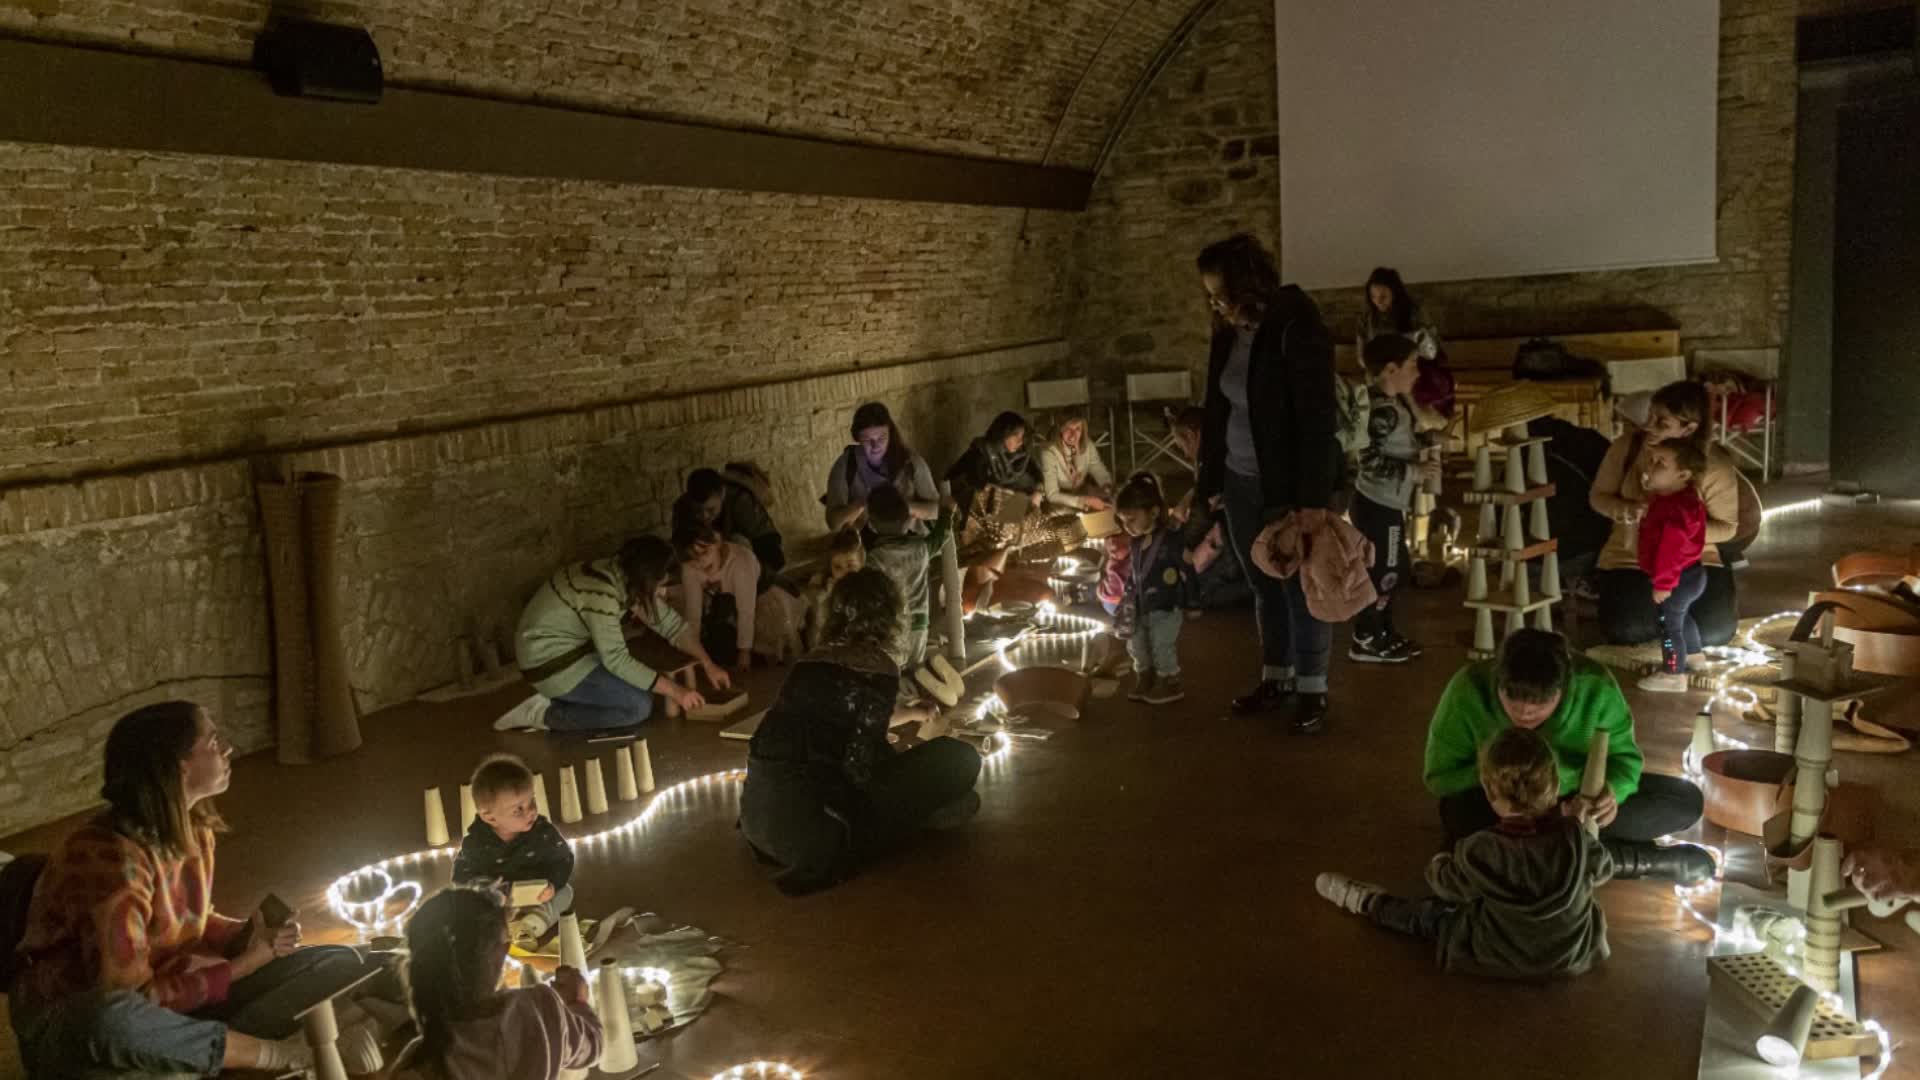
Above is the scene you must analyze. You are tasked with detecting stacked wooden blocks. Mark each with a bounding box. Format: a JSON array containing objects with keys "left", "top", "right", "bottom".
[{"left": 1463, "top": 425, "right": 1560, "bottom": 658}]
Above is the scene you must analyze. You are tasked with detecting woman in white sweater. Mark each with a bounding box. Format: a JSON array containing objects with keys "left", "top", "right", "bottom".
[{"left": 1039, "top": 415, "right": 1113, "bottom": 513}]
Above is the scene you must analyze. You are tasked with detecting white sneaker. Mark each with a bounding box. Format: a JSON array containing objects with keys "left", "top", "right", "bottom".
[
  {"left": 1637, "top": 671, "right": 1689, "bottom": 693},
  {"left": 493, "top": 694, "right": 551, "bottom": 731},
  {"left": 1315, "top": 872, "right": 1384, "bottom": 916}
]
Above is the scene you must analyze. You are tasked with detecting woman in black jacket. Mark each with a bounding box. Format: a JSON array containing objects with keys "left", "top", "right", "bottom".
[{"left": 1194, "top": 234, "right": 1340, "bottom": 733}]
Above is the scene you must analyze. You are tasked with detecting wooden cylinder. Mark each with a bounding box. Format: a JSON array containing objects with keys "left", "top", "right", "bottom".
[
  {"left": 615, "top": 749, "right": 639, "bottom": 801},
  {"left": 632, "top": 739, "right": 656, "bottom": 794},
  {"left": 1755, "top": 984, "right": 1820, "bottom": 1067},
  {"left": 558, "top": 766, "right": 583, "bottom": 824},
  {"left": 424, "top": 787, "right": 450, "bottom": 846},
  {"left": 1789, "top": 698, "right": 1833, "bottom": 852},
  {"left": 301, "top": 1000, "right": 349, "bottom": 1080},
  {"left": 459, "top": 784, "right": 477, "bottom": 830},
  {"left": 1802, "top": 835, "right": 1844, "bottom": 992},
  {"left": 939, "top": 480, "right": 967, "bottom": 661},
  {"left": 596, "top": 958, "right": 640, "bottom": 1071},
  {"left": 1774, "top": 652, "right": 1803, "bottom": 755},
  {"left": 1580, "top": 729, "right": 1610, "bottom": 836},
  {"left": 584, "top": 758, "right": 609, "bottom": 815}
]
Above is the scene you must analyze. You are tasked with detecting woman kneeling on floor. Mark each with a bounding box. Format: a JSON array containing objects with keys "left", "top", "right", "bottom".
[
  {"left": 738, "top": 568, "right": 982, "bottom": 896},
  {"left": 9, "top": 702, "right": 383, "bottom": 1076}
]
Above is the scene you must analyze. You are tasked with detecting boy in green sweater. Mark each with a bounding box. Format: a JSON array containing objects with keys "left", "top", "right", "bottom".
[{"left": 1422, "top": 629, "right": 1714, "bottom": 883}]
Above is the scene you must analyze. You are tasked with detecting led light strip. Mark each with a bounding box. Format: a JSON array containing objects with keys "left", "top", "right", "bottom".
[
  {"left": 711, "top": 1063, "right": 803, "bottom": 1080},
  {"left": 1759, "top": 498, "right": 1822, "bottom": 522},
  {"left": 1680, "top": 610, "right": 1804, "bottom": 778}
]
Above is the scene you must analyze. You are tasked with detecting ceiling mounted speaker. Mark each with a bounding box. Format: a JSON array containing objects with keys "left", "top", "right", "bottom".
[{"left": 253, "top": 17, "right": 383, "bottom": 104}]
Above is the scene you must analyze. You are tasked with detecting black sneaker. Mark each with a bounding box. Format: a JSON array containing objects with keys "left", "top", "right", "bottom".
[
  {"left": 1231, "top": 678, "right": 1294, "bottom": 714},
  {"left": 1347, "top": 634, "right": 1413, "bottom": 664},
  {"left": 1289, "top": 693, "right": 1329, "bottom": 735},
  {"left": 1389, "top": 633, "right": 1425, "bottom": 659},
  {"left": 1127, "top": 672, "right": 1157, "bottom": 702},
  {"left": 1141, "top": 674, "right": 1186, "bottom": 705}
]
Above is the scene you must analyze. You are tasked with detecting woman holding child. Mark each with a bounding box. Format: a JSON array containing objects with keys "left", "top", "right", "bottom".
[
  {"left": 10, "top": 701, "right": 377, "bottom": 1075},
  {"left": 1587, "top": 381, "right": 1741, "bottom": 650},
  {"left": 738, "top": 568, "right": 982, "bottom": 896}
]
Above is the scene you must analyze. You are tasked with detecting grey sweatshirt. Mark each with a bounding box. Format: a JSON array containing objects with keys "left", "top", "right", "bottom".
[
  {"left": 1355, "top": 393, "right": 1421, "bottom": 511},
  {"left": 1426, "top": 816, "right": 1614, "bottom": 979}
]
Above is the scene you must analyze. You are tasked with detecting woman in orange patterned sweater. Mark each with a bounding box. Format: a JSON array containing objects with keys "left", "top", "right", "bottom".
[{"left": 10, "top": 701, "right": 363, "bottom": 1075}]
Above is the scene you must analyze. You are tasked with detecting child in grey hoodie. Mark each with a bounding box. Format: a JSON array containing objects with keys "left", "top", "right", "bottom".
[{"left": 1315, "top": 726, "right": 1614, "bottom": 979}]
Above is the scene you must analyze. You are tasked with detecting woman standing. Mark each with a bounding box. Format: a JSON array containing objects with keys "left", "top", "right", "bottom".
[
  {"left": 10, "top": 702, "right": 373, "bottom": 1075},
  {"left": 1587, "top": 381, "right": 1741, "bottom": 648},
  {"left": 738, "top": 569, "right": 982, "bottom": 895},
  {"left": 1039, "top": 414, "right": 1113, "bottom": 513},
  {"left": 820, "top": 401, "right": 939, "bottom": 536},
  {"left": 1195, "top": 234, "right": 1340, "bottom": 733}
]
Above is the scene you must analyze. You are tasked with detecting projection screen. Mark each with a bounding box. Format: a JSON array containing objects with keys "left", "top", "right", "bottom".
[{"left": 1274, "top": 0, "right": 1720, "bottom": 290}]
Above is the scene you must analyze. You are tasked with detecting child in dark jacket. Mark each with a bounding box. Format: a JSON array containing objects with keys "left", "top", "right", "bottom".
[
  {"left": 1316, "top": 726, "right": 1614, "bottom": 979},
  {"left": 1634, "top": 440, "right": 1708, "bottom": 693},
  {"left": 452, "top": 754, "right": 576, "bottom": 949},
  {"left": 1116, "top": 472, "right": 1191, "bottom": 706}
]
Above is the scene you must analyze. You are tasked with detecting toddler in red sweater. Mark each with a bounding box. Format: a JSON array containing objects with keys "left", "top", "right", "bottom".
[{"left": 1635, "top": 441, "right": 1708, "bottom": 692}]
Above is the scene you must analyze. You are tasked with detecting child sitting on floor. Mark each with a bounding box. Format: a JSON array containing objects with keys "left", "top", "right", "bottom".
[
  {"left": 863, "top": 484, "right": 955, "bottom": 670},
  {"left": 392, "top": 886, "right": 602, "bottom": 1079},
  {"left": 1116, "top": 472, "right": 1190, "bottom": 706},
  {"left": 1316, "top": 726, "right": 1614, "bottom": 979},
  {"left": 451, "top": 754, "right": 576, "bottom": 950},
  {"left": 1634, "top": 440, "right": 1708, "bottom": 693},
  {"left": 802, "top": 529, "right": 866, "bottom": 652}
]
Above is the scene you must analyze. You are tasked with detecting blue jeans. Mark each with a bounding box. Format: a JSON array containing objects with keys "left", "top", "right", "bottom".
[
  {"left": 14, "top": 944, "right": 362, "bottom": 1076},
  {"left": 1656, "top": 563, "right": 1708, "bottom": 673},
  {"left": 1128, "top": 608, "right": 1183, "bottom": 677},
  {"left": 1370, "top": 895, "right": 1456, "bottom": 941},
  {"left": 548, "top": 663, "right": 656, "bottom": 732},
  {"left": 1220, "top": 469, "right": 1331, "bottom": 692}
]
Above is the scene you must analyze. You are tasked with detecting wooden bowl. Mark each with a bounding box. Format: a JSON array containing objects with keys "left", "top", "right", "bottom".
[
  {"left": 1701, "top": 749, "right": 1793, "bottom": 836},
  {"left": 994, "top": 667, "right": 1092, "bottom": 721}
]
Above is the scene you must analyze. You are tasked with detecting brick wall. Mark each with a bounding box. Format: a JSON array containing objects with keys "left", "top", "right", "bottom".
[{"left": 1073, "top": 0, "right": 1798, "bottom": 382}]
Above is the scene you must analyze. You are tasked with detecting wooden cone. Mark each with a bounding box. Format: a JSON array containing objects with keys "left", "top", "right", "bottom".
[
  {"left": 1512, "top": 564, "right": 1531, "bottom": 607},
  {"left": 596, "top": 958, "right": 640, "bottom": 1072},
  {"left": 1504, "top": 446, "right": 1526, "bottom": 494},
  {"left": 533, "top": 773, "right": 551, "bottom": 820},
  {"left": 616, "top": 749, "right": 639, "bottom": 801},
  {"left": 424, "top": 787, "right": 449, "bottom": 846},
  {"left": 1530, "top": 605, "right": 1554, "bottom": 631},
  {"left": 1467, "top": 557, "right": 1488, "bottom": 601},
  {"left": 558, "top": 912, "right": 588, "bottom": 971},
  {"left": 1472, "top": 446, "right": 1493, "bottom": 491},
  {"left": 1690, "top": 709, "right": 1716, "bottom": 763},
  {"left": 583, "top": 758, "right": 608, "bottom": 815},
  {"left": 1504, "top": 608, "right": 1525, "bottom": 640},
  {"left": 1476, "top": 503, "right": 1498, "bottom": 544},
  {"left": 459, "top": 784, "right": 477, "bottom": 830},
  {"left": 558, "top": 766, "right": 583, "bottom": 824},
  {"left": 1527, "top": 442, "right": 1549, "bottom": 487},
  {"left": 1541, "top": 551, "right": 1562, "bottom": 599},
  {"left": 1530, "top": 498, "right": 1550, "bottom": 541},
  {"left": 1473, "top": 609, "right": 1496, "bottom": 654},
  {"left": 1580, "top": 729, "right": 1610, "bottom": 837},
  {"left": 1504, "top": 423, "right": 1528, "bottom": 444},
  {"left": 1498, "top": 559, "right": 1514, "bottom": 590},
  {"left": 1502, "top": 505, "right": 1524, "bottom": 551},
  {"left": 632, "top": 739, "right": 656, "bottom": 794}
]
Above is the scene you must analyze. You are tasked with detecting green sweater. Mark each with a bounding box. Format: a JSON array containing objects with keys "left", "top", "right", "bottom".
[
  {"left": 1423, "top": 656, "right": 1643, "bottom": 804},
  {"left": 515, "top": 558, "right": 688, "bottom": 698}
]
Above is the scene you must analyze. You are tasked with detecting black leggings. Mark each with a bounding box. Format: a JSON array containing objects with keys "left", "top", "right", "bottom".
[
  {"left": 1595, "top": 566, "right": 1737, "bottom": 648},
  {"left": 1349, "top": 492, "right": 1407, "bottom": 640},
  {"left": 1439, "top": 773, "right": 1704, "bottom": 843}
]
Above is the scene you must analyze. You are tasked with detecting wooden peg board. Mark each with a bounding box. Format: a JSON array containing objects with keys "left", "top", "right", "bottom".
[{"left": 1706, "top": 953, "right": 1879, "bottom": 1061}]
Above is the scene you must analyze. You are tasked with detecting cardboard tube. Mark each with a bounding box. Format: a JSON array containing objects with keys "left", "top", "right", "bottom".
[
  {"left": 1789, "top": 698, "right": 1832, "bottom": 852},
  {"left": 584, "top": 758, "right": 609, "bottom": 815},
  {"left": 558, "top": 766, "right": 583, "bottom": 824},
  {"left": 1754, "top": 984, "right": 1820, "bottom": 1067},
  {"left": 1774, "top": 650, "right": 1802, "bottom": 755},
  {"left": 615, "top": 748, "right": 639, "bottom": 801},
  {"left": 1580, "top": 729, "right": 1609, "bottom": 837},
  {"left": 596, "top": 958, "right": 640, "bottom": 1071},
  {"left": 301, "top": 999, "right": 348, "bottom": 1080},
  {"left": 459, "top": 784, "right": 477, "bottom": 830},
  {"left": 532, "top": 773, "right": 551, "bottom": 820},
  {"left": 424, "top": 787, "right": 450, "bottom": 846},
  {"left": 558, "top": 912, "right": 588, "bottom": 971},
  {"left": 940, "top": 480, "right": 966, "bottom": 662},
  {"left": 1803, "top": 835, "right": 1843, "bottom": 991},
  {"left": 632, "top": 739, "right": 655, "bottom": 794}
]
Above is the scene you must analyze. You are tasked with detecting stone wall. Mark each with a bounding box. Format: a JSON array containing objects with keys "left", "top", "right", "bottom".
[{"left": 1073, "top": 0, "right": 1798, "bottom": 388}]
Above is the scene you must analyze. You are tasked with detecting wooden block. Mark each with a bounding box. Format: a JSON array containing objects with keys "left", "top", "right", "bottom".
[
  {"left": 690, "top": 688, "right": 751, "bottom": 722},
  {"left": 1469, "top": 538, "right": 1559, "bottom": 563},
  {"left": 1707, "top": 953, "right": 1879, "bottom": 1061},
  {"left": 719, "top": 708, "right": 768, "bottom": 742},
  {"left": 1461, "top": 483, "right": 1556, "bottom": 506},
  {"left": 1463, "top": 596, "right": 1560, "bottom": 615},
  {"left": 510, "top": 879, "right": 549, "bottom": 907},
  {"left": 1078, "top": 509, "right": 1120, "bottom": 539}
]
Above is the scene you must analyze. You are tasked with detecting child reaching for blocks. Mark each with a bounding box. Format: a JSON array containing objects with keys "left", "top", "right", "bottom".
[
  {"left": 451, "top": 754, "right": 576, "bottom": 950},
  {"left": 1116, "top": 472, "right": 1191, "bottom": 706},
  {"left": 1633, "top": 440, "right": 1709, "bottom": 693},
  {"left": 1315, "top": 726, "right": 1615, "bottom": 979},
  {"left": 863, "top": 484, "right": 956, "bottom": 670}
]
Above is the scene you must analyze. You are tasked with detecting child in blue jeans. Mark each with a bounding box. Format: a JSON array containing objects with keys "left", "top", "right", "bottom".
[{"left": 1116, "top": 472, "right": 1191, "bottom": 705}]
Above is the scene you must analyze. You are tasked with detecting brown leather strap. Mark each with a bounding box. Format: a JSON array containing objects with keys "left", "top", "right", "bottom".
[{"left": 519, "top": 641, "right": 596, "bottom": 684}]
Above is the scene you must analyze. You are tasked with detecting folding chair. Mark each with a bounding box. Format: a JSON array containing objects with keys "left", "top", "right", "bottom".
[
  {"left": 1025, "top": 376, "right": 1113, "bottom": 457},
  {"left": 1694, "top": 348, "right": 1778, "bottom": 482},
  {"left": 1124, "top": 369, "right": 1194, "bottom": 474}
]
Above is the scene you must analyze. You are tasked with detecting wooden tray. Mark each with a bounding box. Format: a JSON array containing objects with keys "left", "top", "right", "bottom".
[{"left": 1707, "top": 953, "right": 1878, "bottom": 1061}]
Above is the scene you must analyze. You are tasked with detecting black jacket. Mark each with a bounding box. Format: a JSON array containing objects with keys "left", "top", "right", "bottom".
[
  {"left": 1196, "top": 286, "right": 1339, "bottom": 511},
  {"left": 451, "top": 816, "right": 575, "bottom": 892}
]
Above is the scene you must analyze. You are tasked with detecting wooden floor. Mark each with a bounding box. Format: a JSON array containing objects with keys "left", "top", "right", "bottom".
[{"left": 5, "top": 489, "right": 1919, "bottom": 1079}]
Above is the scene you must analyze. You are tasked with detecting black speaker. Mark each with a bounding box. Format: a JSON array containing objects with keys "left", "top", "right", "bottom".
[{"left": 253, "top": 18, "right": 383, "bottom": 104}]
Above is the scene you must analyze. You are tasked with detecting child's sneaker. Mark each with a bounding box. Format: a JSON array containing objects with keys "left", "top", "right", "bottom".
[
  {"left": 1127, "top": 672, "right": 1158, "bottom": 702},
  {"left": 1348, "top": 633, "right": 1414, "bottom": 664},
  {"left": 1315, "top": 872, "right": 1385, "bottom": 916},
  {"left": 511, "top": 911, "right": 552, "bottom": 950},
  {"left": 493, "top": 694, "right": 551, "bottom": 732},
  {"left": 1638, "top": 671, "right": 1689, "bottom": 693},
  {"left": 1382, "top": 632, "right": 1423, "bottom": 659},
  {"left": 1140, "top": 674, "right": 1185, "bottom": 705}
]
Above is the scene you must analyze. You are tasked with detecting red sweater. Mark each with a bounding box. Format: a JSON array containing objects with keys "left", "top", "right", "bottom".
[
  {"left": 14, "top": 820, "right": 246, "bottom": 1013},
  {"left": 1637, "top": 487, "right": 1706, "bottom": 592}
]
